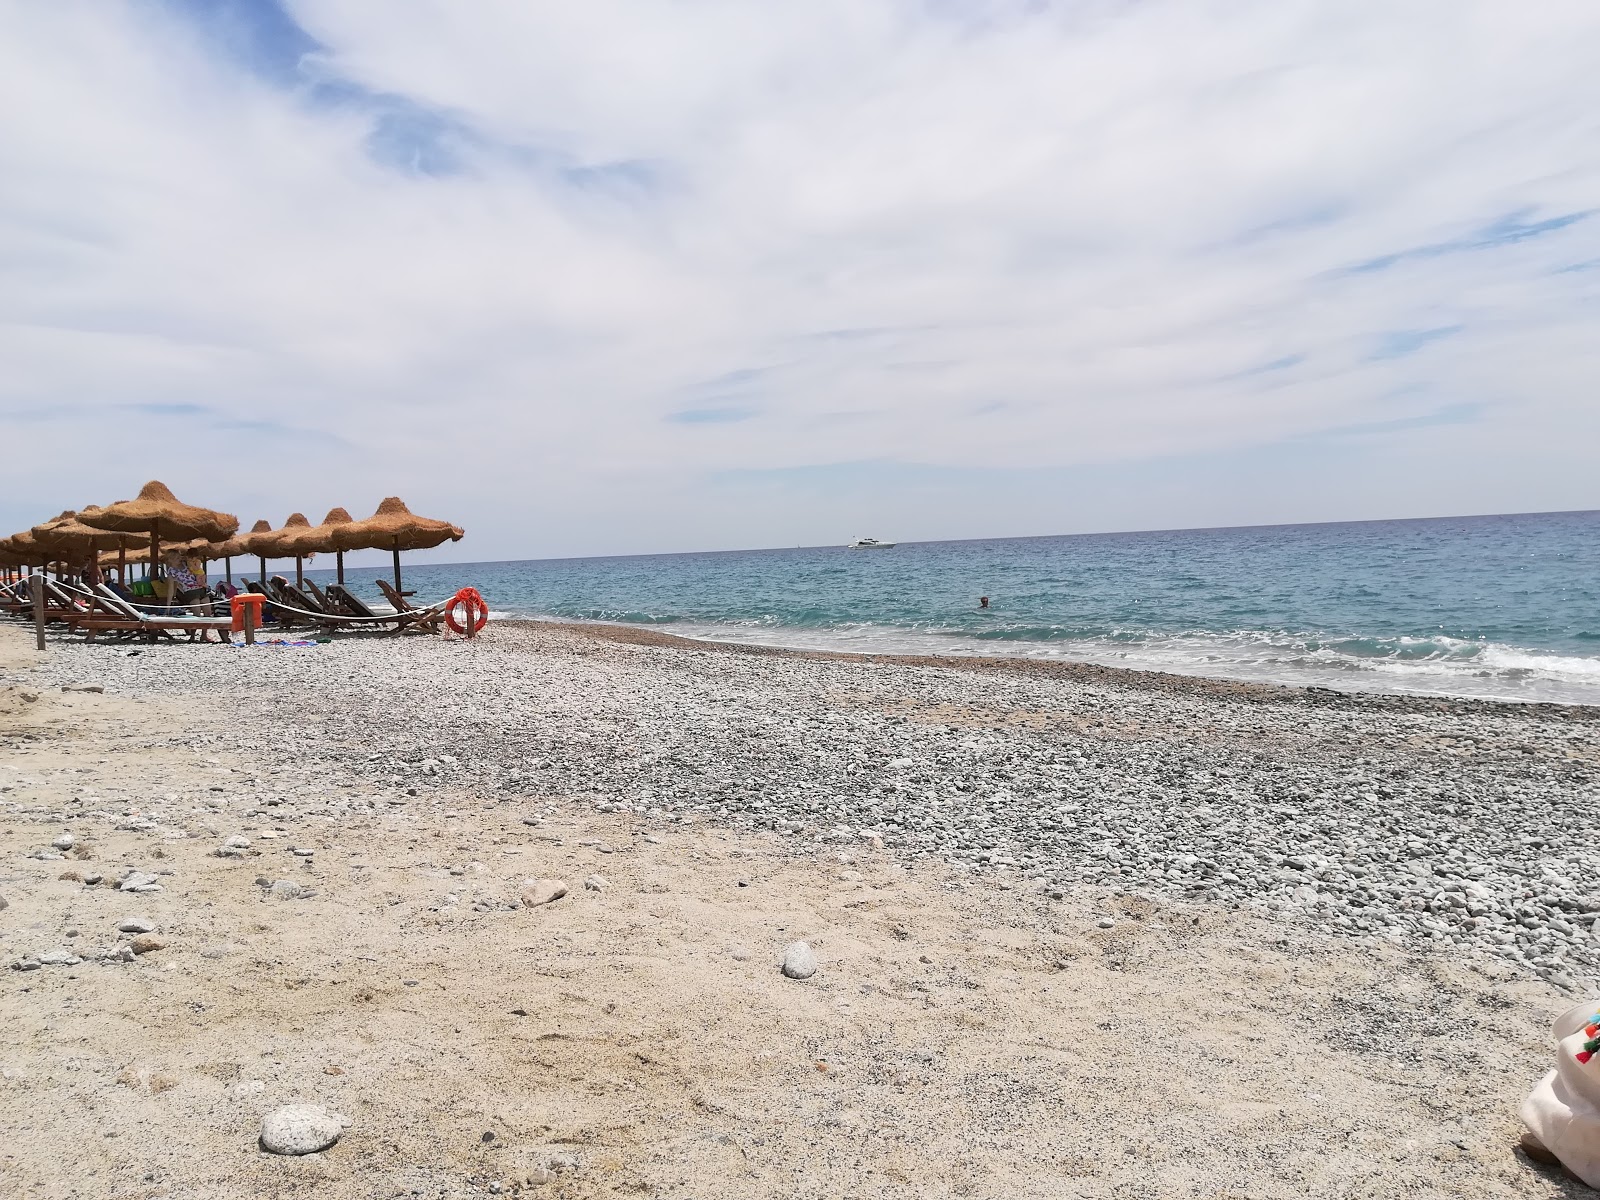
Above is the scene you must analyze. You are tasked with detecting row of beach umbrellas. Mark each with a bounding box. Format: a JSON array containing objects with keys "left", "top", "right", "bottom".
[{"left": 0, "top": 481, "right": 463, "bottom": 593}]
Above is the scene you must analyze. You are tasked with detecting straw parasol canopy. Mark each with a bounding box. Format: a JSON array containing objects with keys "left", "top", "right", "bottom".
[
  {"left": 237, "top": 518, "right": 283, "bottom": 587},
  {"left": 1, "top": 535, "right": 49, "bottom": 569},
  {"left": 249, "top": 513, "right": 317, "bottom": 588},
  {"left": 100, "top": 537, "right": 209, "bottom": 567},
  {"left": 330, "top": 497, "right": 463, "bottom": 592},
  {"left": 81, "top": 481, "right": 239, "bottom": 578},
  {"left": 202, "top": 519, "right": 271, "bottom": 586},
  {"left": 32, "top": 508, "right": 133, "bottom": 559},
  {"left": 278, "top": 507, "right": 355, "bottom": 583},
  {"left": 4, "top": 530, "right": 53, "bottom": 568},
  {"left": 209, "top": 519, "right": 270, "bottom": 561}
]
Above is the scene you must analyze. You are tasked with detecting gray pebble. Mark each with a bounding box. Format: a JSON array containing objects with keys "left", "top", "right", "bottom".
[
  {"left": 118, "top": 918, "right": 157, "bottom": 934},
  {"left": 781, "top": 941, "right": 818, "bottom": 980},
  {"left": 259, "top": 1104, "right": 349, "bottom": 1155}
]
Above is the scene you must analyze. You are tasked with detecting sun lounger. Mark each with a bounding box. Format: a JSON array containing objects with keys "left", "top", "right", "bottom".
[
  {"left": 324, "top": 584, "right": 391, "bottom": 619},
  {"left": 2, "top": 577, "right": 91, "bottom": 626},
  {"left": 281, "top": 585, "right": 444, "bottom": 640},
  {"left": 301, "top": 579, "right": 336, "bottom": 615},
  {"left": 375, "top": 579, "right": 446, "bottom": 633},
  {"left": 267, "top": 582, "right": 340, "bottom": 632},
  {"left": 76, "top": 583, "right": 233, "bottom": 643}
]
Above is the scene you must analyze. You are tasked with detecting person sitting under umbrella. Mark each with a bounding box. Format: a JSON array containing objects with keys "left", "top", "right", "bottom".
[{"left": 162, "top": 548, "right": 208, "bottom": 610}]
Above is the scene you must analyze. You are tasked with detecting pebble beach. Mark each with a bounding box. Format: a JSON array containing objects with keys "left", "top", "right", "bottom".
[{"left": 3, "top": 619, "right": 1599, "bottom": 1198}]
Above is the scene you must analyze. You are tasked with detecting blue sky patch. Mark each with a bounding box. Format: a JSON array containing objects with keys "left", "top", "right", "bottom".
[
  {"left": 668, "top": 406, "right": 758, "bottom": 424},
  {"left": 1343, "top": 208, "right": 1594, "bottom": 275},
  {"left": 1369, "top": 326, "right": 1463, "bottom": 360},
  {"left": 162, "top": 0, "right": 321, "bottom": 86},
  {"left": 1305, "top": 402, "right": 1481, "bottom": 439},
  {"left": 127, "top": 401, "right": 212, "bottom": 416},
  {"left": 1224, "top": 353, "right": 1306, "bottom": 381}
]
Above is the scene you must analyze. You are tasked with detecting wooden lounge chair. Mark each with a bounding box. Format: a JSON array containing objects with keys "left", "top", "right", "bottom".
[
  {"left": 76, "top": 584, "right": 233, "bottom": 643},
  {"left": 324, "top": 583, "right": 389, "bottom": 619},
  {"left": 3, "top": 578, "right": 91, "bottom": 626},
  {"left": 268, "top": 582, "right": 341, "bottom": 633},
  {"left": 330, "top": 582, "right": 445, "bottom": 635},
  {"left": 375, "top": 579, "right": 446, "bottom": 633},
  {"left": 301, "top": 579, "right": 338, "bottom": 616},
  {"left": 257, "top": 580, "right": 443, "bottom": 636}
]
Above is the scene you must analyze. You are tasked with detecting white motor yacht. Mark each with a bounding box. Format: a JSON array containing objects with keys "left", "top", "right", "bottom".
[{"left": 847, "top": 537, "right": 896, "bottom": 549}]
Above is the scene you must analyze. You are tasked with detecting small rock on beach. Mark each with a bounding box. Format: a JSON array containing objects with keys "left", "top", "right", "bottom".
[
  {"left": 781, "top": 941, "right": 818, "bottom": 980},
  {"left": 259, "top": 1104, "right": 349, "bottom": 1156},
  {"left": 521, "top": 879, "right": 568, "bottom": 908}
]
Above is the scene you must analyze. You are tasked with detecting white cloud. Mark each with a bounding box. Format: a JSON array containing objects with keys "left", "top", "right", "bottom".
[{"left": 3, "top": 0, "right": 1598, "bottom": 556}]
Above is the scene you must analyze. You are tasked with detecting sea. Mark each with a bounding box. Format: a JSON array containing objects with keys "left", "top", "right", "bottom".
[{"left": 302, "top": 510, "right": 1600, "bottom": 706}]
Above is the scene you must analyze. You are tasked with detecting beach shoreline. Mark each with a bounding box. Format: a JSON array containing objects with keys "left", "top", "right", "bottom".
[
  {"left": 3, "top": 620, "right": 1597, "bottom": 1197},
  {"left": 513, "top": 617, "right": 1600, "bottom": 720}
]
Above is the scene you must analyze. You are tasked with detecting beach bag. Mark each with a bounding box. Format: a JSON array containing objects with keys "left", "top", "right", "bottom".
[{"left": 1521, "top": 998, "right": 1600, "bottom": 1187}]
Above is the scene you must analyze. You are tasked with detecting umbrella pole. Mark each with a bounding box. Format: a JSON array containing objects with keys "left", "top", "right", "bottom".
[
  {"left": 118, "top": 541, "right": 127, "bottom": 585},
  {"left": 33, "top": 568, "right": 47, "bottom": 651},
  {"left": 295, "top": 557, "right": 304, "bottom": 589},
  {"left": 336, "top": 550, "right": 344, "bottom": 585},
  {"left": 225, "top": 556, "right": 233, "bottom": 586},
  {"left": 259, "top": 556, "right": 266, "bottom": 587},
  {"left": 150, "top": 529, "right": 161, "bottom": 602},
  {"left": 392, "top": 539, "right": 402, "bottom": 594}
]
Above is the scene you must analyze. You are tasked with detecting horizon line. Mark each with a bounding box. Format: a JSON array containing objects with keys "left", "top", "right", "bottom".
[{"left": 303, "top": 504, "right": 1600, "bottom": 571}]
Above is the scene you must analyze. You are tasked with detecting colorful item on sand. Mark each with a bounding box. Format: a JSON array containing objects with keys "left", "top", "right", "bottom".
[
  {"left": 1522, "top": 1000, "right": 1600, "bottom": 1185},
  {"left": 1578, "top": 1014, "right": 1600, "bottom": 1064}
]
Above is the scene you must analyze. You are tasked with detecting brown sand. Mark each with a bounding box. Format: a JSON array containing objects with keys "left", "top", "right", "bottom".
[{"left": 0, "top": 624, "right": 1591, "bottom": 1199}]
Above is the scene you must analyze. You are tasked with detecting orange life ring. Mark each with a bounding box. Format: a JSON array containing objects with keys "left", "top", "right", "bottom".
[{"left": 445, "top": 587, "right": 489, "bottom": 635}]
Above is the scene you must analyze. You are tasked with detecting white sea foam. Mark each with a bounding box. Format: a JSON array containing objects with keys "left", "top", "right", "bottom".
[{"left": 575, "top": 618, "right": 1600, "bottom": 705}]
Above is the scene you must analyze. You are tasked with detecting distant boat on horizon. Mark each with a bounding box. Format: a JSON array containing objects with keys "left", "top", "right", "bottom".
[{"left": 848, "top": 537, "right": 896, "bottom": 549}]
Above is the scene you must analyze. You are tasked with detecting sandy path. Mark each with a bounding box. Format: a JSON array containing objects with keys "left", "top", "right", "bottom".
[{"left": 0, "top": 624, "right": 1593, "bottom": 1199}]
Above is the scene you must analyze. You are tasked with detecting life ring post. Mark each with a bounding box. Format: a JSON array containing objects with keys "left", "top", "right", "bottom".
[{"left": 445, "top": 587, "right": 489, "bottom": 637}]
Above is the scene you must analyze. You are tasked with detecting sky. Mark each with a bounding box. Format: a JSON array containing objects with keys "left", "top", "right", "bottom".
[{"left": 4, "top": 0, "right": 1600, "bottom": 565}]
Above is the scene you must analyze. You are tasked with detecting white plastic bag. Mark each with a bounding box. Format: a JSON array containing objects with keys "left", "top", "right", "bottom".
[{"left": 1521, "top": 997, "right": 1600, "bottom": 1187}]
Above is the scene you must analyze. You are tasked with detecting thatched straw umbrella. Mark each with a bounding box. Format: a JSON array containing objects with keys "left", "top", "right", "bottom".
[
  {"left": 228, "top": 520, "right": 275, "bottom": 586},
  {"left": 279, "top": 508, "right": 354, "bottom": 584},
  {"left": 6, "top": 530, "right": 54, "bottom": 575},
  {"left": 0, "top": 536, "right": 45, "bottom": 583},
  {"left": 204, "top": 520, "right": 270, "bottom": 587},
  {"left": 81, "top": 482, "right": 238, "bottom": 588},
  {"left": 0, "top": 541, "right": 24, "bottom": 585},
  {"left": 33, "top": 509, "right": 136, "bottom": 582},
  {"left": 330, "top": 498, "right": 462, "bottom": 594},
  {"left": 101, "top": 537, "right": 209, "bottom": 567},
  {"left": 251, "top": 514, "right": 315, "bottom": 589}
]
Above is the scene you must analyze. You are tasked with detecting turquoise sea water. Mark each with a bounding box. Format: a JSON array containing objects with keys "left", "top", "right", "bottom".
[{"left": 303, "top": 510, "right": 1600, "bottom": 705}]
